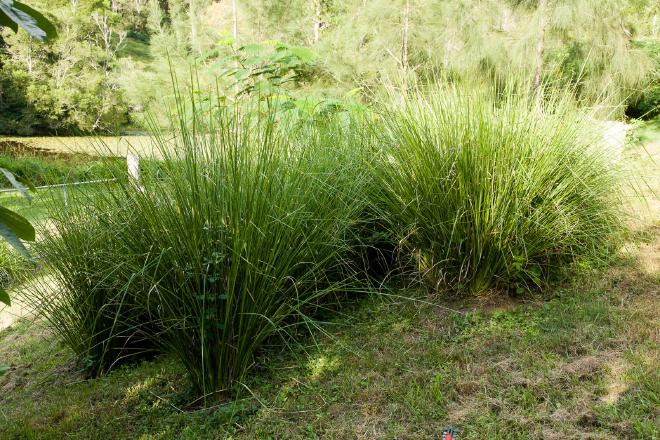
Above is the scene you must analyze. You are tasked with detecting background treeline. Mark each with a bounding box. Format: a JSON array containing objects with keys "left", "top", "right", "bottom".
[{"left": 0, "top": 0, "right": 659, "bottom": 135}]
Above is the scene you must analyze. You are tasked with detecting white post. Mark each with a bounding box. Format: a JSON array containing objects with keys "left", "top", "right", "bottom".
[
  {"left": 127, "top": 153, "right": 144, "bottom": 192},
  {"left": 601, "top": 121, "right": 632, "bottom": 163}
]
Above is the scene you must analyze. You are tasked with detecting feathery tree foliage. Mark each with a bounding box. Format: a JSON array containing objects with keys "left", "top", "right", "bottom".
[{"left": 0, "top": 0, "right": 658, "bottom": 135}]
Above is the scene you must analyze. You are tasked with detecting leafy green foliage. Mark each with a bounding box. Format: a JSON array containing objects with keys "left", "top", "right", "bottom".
[
  {"left": 186, "top": 41, "right": 366, "bottom": 129},
  {"left": 209, "top": 41, "right": 319, "bottom": 95},
  {"left": 0, "top": 286, "right": 9, "bottom": 305},
  {"left": 1, "top": 0, "right": 658, "bottom": 134},
  {"left": 0, "top": 167, "right": 35, "bottom": 306},
  {"left": 626, "top": 38, "right": 660, "bottom": 119},
  {"left": 0, "top": 1, "right": 129, "bottom": 134},
  {"left": 0, "top": 0, "right": 53, "bottom": 305},
  {"left": 0, "top": 0, "right": 57, "bottom": 41}
]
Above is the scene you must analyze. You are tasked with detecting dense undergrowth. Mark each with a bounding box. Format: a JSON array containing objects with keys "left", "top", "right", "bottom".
[
  {"left": 25, "top": 84, "right": 632, "bottom": 400},
  {"left": 1, "top": 0, "right": 658, "bottom": 134}
]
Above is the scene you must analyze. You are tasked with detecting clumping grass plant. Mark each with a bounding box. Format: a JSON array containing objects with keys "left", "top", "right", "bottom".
[
  {"left": 26, "top": 80, "right": 633, "bottom": 401},
  {"left": 26, "top": 200, "right": 159, "bottom": 375},
  {"left": 372, "top": 86, "right": 629, "bottom": 293},
  {"left": 27, "top": 96, "right": 372, "bottom": 398}
]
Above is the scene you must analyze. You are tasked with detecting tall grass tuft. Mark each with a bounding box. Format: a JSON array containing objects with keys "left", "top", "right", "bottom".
[
  {"left": 24, "top": 187, "right": 162, "bottom": 374},
  {"left": 373, "top": 86, "right": 629, "bottom": 293},
  {"left": 27, "top": 98, "right": 371, "bottom": 398}
]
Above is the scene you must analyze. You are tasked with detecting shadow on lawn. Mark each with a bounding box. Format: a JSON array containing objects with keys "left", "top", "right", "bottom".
[{"left": 0, "top": 228, "right": 657, "bottom": 439}]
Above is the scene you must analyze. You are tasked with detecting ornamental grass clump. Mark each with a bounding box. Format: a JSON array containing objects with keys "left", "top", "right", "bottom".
[
  {"left": 373, "top": 87, "right": 628, "bottom": 293},
  {"left": 28, "top": 101, "right": 372, "bottom": 398}
]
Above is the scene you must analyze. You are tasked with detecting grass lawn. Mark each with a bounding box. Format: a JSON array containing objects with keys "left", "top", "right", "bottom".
[
  {"left": 0, "top": 136, "right": 154, "bottom": 157},
  {"left": 0, "top": 122, "right": 658, "bottom": 439},
  {"left": 0, "top": 246, "right": 657, "bottom": 439}
]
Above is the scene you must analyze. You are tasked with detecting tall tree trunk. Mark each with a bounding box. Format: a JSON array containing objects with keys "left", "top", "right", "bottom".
[
  {"left": 401, "top": 0, "right": 410, "bottom": 91},
  {"left": 401, "top": 0, "right": 409, "bottom": 71},
  {"left": 533, "top": 0, "right": 547, "bottom": 93},
  {"left": 312, "top": 0, "right": 321, "bottom": 45},
  {"left": 255, "top": 1, "right": 263, "bottom": 41},
  {"left": 232, "top": 0, "right": 238, "bottom": 40},
  {"left": 27, "top": 41, "right": 33, "bottom": 76},
  {"left": 0, "top": 36, "right": 3, "bottom": 102},
  {"left": 189, "top": 0, "right": 197, "bottom": 52}
]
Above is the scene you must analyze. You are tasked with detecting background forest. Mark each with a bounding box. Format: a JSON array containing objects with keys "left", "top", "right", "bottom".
[{"left": 0, "top": 0, "right": 659, "bottom": 135}]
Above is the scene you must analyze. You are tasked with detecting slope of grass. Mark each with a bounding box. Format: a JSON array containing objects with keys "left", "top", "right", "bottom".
[{"left": 0, "top": 234, "right": 657, "bottom": 439}]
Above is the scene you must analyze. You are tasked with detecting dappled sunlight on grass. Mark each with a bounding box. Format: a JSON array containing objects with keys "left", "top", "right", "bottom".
[
  {"left": 307, "top": 355, "right": 341, "bottom": 381},
  {"left": 122, "top": 375, "right": 162, "bottom": 406},
  {"left": 0, "top": 239, "right": 657, "bottom": 438}
]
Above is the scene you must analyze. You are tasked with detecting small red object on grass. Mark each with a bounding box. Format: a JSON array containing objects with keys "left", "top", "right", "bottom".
[{"left": 441, "top": 427, "right": 458, "bottom": 440}]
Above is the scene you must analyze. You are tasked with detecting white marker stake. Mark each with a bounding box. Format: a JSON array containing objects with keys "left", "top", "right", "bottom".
[
  {"left": 127, "top": 153, "right": 144, "bottom": 192},
  {"left": 602, "top": 121, "right": 632, "bottom": 163}
]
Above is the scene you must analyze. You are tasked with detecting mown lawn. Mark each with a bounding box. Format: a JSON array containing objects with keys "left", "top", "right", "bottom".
[{"left": 0, "top": 122, "right": 658, "bottom": 439}]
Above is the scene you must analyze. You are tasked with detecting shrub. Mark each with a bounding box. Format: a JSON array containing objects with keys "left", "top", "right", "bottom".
[
  {"left": 372, "top": 86, "right": 629, "bottom": 293},
  {"left": 27, "top": 82, "right": 633, "bottom": 399},
  {"left": 28, "top": 101, "right": 371, "bottom": 398}
]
